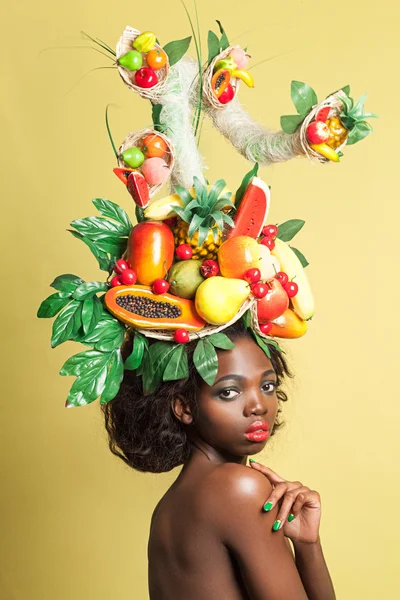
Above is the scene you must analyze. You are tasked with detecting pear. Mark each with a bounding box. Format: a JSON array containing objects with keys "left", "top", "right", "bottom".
[
  {"left": 195, "top": 276, "right": 250, "bottom": 325},
  {"left": 117, "top": 50, "right": 143, "bottom": 71}
]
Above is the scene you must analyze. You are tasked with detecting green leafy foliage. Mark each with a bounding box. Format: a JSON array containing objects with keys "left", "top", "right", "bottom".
[
  {"left": 193, "top": 338, "right": 218, "bottom": 385},
  {"left": 235, "top": 163, "right": 259, "bottom": 208},
  {"left": 277, "top": 219, "right": 305, "bottom": 242},
  {"left": 207, "top": 332, "right": 235, "bottom": 350},
  {"left": 69, "top": 231, "right": 114, "bottom": 273},
  {"left": 50, "top": 274, "right": 83, "bottom": 293},
  {"left": 163, "top": 345, "right": 189, "bottom": 381},
  {"left": 253, "top": 332, "right": 284, "bottom": 358},
  {"left": 37, "top": 291, "right": 73, "bottom": 318},
  {"left": 163, "top": 36, "right": 192, "bottom": 67},
  {"left": 289, "top": 246, "right": 309, "bottom": 268},
  {"left": 75, "top": 312, "right": 125, "bottom": 352},
  {"left": 72, "top": 281, "right": 108, "bottom": 300},
  {"left": 125, "top": 332, "right": 148, "bottom": 370},
  {"left": 141, "top": 341, "right": 184, "bottom": 395},
  {"left": 81, "top": 295, "right": 102, "bottom": 335},
  {"left": 338, "top": 91, "right": 377, "bottom": 146},
  {"left": 280, "top": 114, "right": 308, "bottom": 134},
  {"left": 92, "top": 198, "right": 132, "bottom": 233},
  {"left": 291, "top": 81, "right": 318, "bottom": 115},
  {"left": 207, "top": 30, "right": 220, "bottom": 64},
  {"left": 51, "top": 300, "right": 82, "bottom": 348},
  {"left": 152, "top": 104, "right": 163, "bottom": 133},
  {"left": 215, "top": 20, "right": 229, "bottom": 51}
]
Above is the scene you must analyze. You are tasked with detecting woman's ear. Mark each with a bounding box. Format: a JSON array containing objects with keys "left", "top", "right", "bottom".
[{"left": 171, "top": 395, "right": 194, "bottom": 425}]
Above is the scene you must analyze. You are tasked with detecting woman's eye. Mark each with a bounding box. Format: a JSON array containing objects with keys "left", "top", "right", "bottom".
[
  {"left": 218, "top": 388, "right": 240, "bottom": 400},
  {"left": 262, "top": 382, "right": 277, "bottom": 393}
]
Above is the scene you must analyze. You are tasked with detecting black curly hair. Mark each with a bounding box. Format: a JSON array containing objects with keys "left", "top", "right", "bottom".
[{"left": 101, "top": 319, "right": 294, "bottom": 473}]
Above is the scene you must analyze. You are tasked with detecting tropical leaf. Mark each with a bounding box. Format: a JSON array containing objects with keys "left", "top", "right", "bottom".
[
  {"left": 277, "top": 219, "right": 305, "bottom": 242},
  {"left": 193, "top": 339, "right": 218, "bottom": 385},
  {"left": 37, "top": 291, "right": 72, "bottom": 318},
  {"left": 163, "top": 36, "right": 192, "bottom": 67},
  {"left": 290, "top": 81, "right": 318, "bottom": 115}
]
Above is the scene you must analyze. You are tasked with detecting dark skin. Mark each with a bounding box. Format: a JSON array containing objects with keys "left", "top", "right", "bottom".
[{"left": 148, "top": 336, "right": 336, "bottom": 600}]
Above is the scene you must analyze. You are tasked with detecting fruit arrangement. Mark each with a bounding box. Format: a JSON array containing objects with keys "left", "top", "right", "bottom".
[
  {"left": 114, "top": 129, "right": 175, "bottom": 206},
  {"left": 204, "top": 45, "right": 254, "bottom": 108},
  {"left": 281, "top": 81, "right": 378, "bottom": 163}
]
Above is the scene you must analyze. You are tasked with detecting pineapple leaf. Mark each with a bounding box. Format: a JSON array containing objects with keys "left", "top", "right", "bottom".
[
  {"left": 212, "top": 227, "right": 219, "bottom": 243},
  {"left": 173, "top": 205, "right": 192, "bottom": 223},
  {"left": 221, "top": 212, "right": 235, "bottom": 228},
  {"left": 188, "top": 213, "right": 204, "bottom": 238},
  {"left": 210, "top": 211, "right": 224, "bottom": 232},
  {"left": 350, "top": 93, "right": 367, "bottom": 119},
  {"left": 193, "top": 176, "right": 208, "bottom": 208},
  {"left": 175, "top": 185, "right": 195, "bottom": 207},
  {"left": 197, "top": 225, "right": 209, "bottom": 247},
  {"left": 358, "top": 112, "right": 379, "bottom": 120},
  {"left": 340, "top": 94, "right": 353, "bottom": 115},
  {"left": 213, "top": 197, "right": 236, "bottom": 212},
  {"left": 208, "top": 179, "right": 227, "bottom": 205},
  {"left": 186, "top": 199, "right": 202, "bottom": 211},
  {"left": 346, "top": 121, "right": 373, "bottom": 145}
]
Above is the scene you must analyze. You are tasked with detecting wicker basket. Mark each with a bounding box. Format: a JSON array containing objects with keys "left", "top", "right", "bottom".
[
  {"left": 118, "top": 128, "right": 175, "bottom": 198},
  {"left": 299, "top": 90, "right": 348, "bottom": 164},
  {"left": 116, "top": 26, "right": 170, "bottom": 100},
  {"left": 133, "top": 295, "right": 256, "bottom": 342},
  {"left": 202, "top": 46, "right": 242, "bottom": 109}
]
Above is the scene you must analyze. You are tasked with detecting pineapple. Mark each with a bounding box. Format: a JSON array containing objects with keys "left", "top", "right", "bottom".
[
  {"left": 326, "top": 92, "right": 378, "bottom": 149},
  {"left": 172, "top": 177, "right": 236, "bottom": 261}
]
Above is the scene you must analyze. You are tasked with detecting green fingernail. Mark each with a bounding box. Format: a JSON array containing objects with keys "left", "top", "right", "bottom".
[
  {"left": 288, "top": 513, "right": 295, "bottom": 522},
  {"left": 273, "top": 520, "right": 281, "bottom": 531},
  {"left": 249, "top": 458, "right": 256, "bottom": 463},
  {"left": 263, "top": 501, "right": 273, "bottom": 512}
]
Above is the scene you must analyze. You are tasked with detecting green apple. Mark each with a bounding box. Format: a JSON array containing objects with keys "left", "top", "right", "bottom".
[
  {"left": 120, "top": 147, "right": 145, "bottom": 168},
  {"left": 117, "top": 50, "right": 143, "bottom": 71}
]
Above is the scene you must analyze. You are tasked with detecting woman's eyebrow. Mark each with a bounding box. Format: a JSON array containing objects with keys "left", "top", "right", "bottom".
[{"left": 214, "top": 369, "right": 276, "bottom": 386}]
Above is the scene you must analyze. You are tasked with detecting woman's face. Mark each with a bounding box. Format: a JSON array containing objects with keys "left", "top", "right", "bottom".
[{"left": 191, "top": 335, "right": 279, "bottom": 460}]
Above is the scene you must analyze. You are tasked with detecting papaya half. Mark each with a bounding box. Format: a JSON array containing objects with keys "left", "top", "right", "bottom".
[{"left": 105, "top": 285, "right": 206, "bottom": 331}]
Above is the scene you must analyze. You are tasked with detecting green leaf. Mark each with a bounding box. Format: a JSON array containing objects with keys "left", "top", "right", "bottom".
[
  {"left": 37, "top": 291, "right": 72, "bottom": 318},
  {"left": 81, "top": 295, "right": 102, "bottom": 335},
  {"left": 69, "top": 230, "right": 114, "bottom": 273},
  {"left": 359, "top": 112, "right": 379, "bottom": 120},
  {"left": 100, "top": 349, "right": 124, "bottom": 404},
  {"left": 339, "top": 93, "right": 354, "bottom": 115},
  {"left": 253, "top": 333, "right": 271, "bottom": 358},
  {"left": 163, "top": 36, "right": 192, "bottom": 67},
  {"left": 185, "top": 199, "right": 201, "bottom": 212},
  {"left": 75, "top": 313, "right": 125, "bottom": 351},
  {"left": 346, "top": 121, "right": 373, "bottom": 145},
  {"left": 50, "top": 274, "right": 83, "bottom": 293},
  {"left": 163, "top": 345, "right": 189, "bottom": 381},
  {"left": 66, "top": 352, "right": 111, "bottom": 407},
  {"left": 221, "top": 212, "right": 235, "bottom": 228},
  {"left": 125, "top": 333, "right": 147, "bottom": 370},
  {"left": 208, "top": 178, "right": 227, "bottom": 205},
  {"left": 277, "top": 219, "right": 305, "bottom": 242},
  {"left": 216, "top": 20, "right": 229, "bottom": 51},
  {"left": 60, "top": 349, "right": 107, "bottom": 376},
  {"left": 341, "top": 85, "right": 351, "bottom": 96},
  {"left": 152, "top": 104, "right": 163, "bottom": 132},
  {"left": 207, "top": 30, "right": 220, "bottom": 64},
  {"left": 242, "top": 309, "right": 252, "bottom": 329},
  {"left": 71, "top": 216, "right": 128, "bottom": 237},
  {"left": 188, "top": 213, "right": 204, "bottom": 238},
  {"left": 175, "top": 184, "right": 195, "bottom": 207},
  {"left": 350, "top": 93, "right": 367, "bottom": 119},
  {"left": 142, "top": 342, "right": 177, "bottom": 394},
  {"left": 193, "top": 339, "right": 218, "bottom": 385},
  {"left": 51, "top": 300, "right": 82, "bottom": 348},
  {"left": 280, "top": 114, "right": 307, "bottom": 134},
  {"left": 289, "top": 246, "right": 309, "bottom": 268},
  {"left": 197, "top": 224, "right": 209, "bottom": 247},
  {"left": 210, "top": 211, "right": 224, "bottom": 233},
  {"left": 235, "top": 163, "right": 259, "bottom": 208},
  {"left": 173, "top": 205, "right": 191, "bottom": 224},
  {"left": 72, "top": 281, "right": 108, "bottom": 300},
  {"left": 290, "top": 81, "right": 318, "bottom": 115},
  {"left": 92, "top": 198, "right": 132, "bottom": 234},
  {"left": 207, "top": 332, "right": 235, "bottom": 350}
]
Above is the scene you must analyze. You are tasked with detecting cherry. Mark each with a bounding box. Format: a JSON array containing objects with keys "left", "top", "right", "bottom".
[
  {"left": 284, "top": 281, "right": 299, "bottom": 298},
  {"left": 262, "top": 224, "right": 278, "bottom": 239},
  {"left": 120, "top": 269, "right": 137, "bottom": 285},
  {"left": 114, "top": 258, "right": 129, "bottom": 274},
  {"left": 251, "top": 282, "right": 269, "bottom": 299},
  {"left": 110, "top": 275, "right": 122, "bottom": 287},
  {"left": 275, "top": 271, "right": 289, "bottom": 286},
  {"left": 152, "top": 278, "right": 170, "bottom": 295},
  {"left": 259, "top": 322, "right": 273, "bottom": 335},
  {"left": 260, "top": 237, "right": 275, "bottom": 251},
  {"left": 176, "top": 244, "right": 193, "bottom": 260},
  {"left": 244, "top": 268, "right": 261, "bottom": 284},
  {"left": 200, "top": 259, "right": 219, "bottom": 278},
  {"left": 174, "top": 329, "right": 190, "bottom": 344}
]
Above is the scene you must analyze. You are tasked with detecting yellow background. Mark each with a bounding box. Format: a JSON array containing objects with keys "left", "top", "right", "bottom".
[{"left": 1, "top": 0, "right": 399, "bottom": 598}]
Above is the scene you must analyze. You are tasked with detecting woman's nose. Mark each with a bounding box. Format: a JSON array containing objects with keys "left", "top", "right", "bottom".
[{"left": 245, "top": 391, "right": 268, "bottom": 416}]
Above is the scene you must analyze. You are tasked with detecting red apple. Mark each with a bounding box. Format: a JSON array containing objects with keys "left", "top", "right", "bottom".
[
  {"left": 306, "top": 121, "right": 330, "bottom": 144},
  {"left": 256, "top": 279, "right": 289, "bottom": 323}
]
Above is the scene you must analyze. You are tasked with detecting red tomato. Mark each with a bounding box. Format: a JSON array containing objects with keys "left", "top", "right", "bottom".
[{"left": 146, "top": 48, "right": 167, "bottom": 70}]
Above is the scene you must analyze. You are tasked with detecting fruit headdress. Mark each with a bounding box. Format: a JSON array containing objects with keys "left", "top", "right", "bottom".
[{"left": 38, "top": 18, "right": 376, "bottom": 407}]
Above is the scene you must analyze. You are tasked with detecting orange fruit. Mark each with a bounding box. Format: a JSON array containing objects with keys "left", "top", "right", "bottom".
[
  {"left": 146, "top": 49, "right": 167, "bottom": 70},
  {"left": 218, "top": 236, "right": 261, "bottom": 279}
]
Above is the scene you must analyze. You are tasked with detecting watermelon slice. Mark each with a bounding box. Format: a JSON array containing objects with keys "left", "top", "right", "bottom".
[
  {"left": 113, "top": 167, "right": 135, "bottom": 185},
  {"left": 228, "top": 177, "right": 270, "bottom": 239},
  {"left": 127, "top": 172, "right": 150, "bottom": 208}
]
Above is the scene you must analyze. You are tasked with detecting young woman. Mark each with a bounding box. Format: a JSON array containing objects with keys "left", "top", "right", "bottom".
[{"left": 102, "top": 319, "right": 336, "bottom": 599}]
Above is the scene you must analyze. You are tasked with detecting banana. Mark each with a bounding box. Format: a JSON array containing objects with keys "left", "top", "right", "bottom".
[
  {"left": 309, "top": 143, "right": 340, "bottom": 162},
  {"left": 231, "top": 69, "right": 255, "bottom": 88},
  {"left": 271, "top": 238, "right": 314, "bottom": 321},
  {"left": 144, "top": 186, "right": 233, "bottom": 221}
]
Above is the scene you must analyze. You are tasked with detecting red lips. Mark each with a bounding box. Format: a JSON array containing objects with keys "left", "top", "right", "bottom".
[{"left": 245, "top": 420, "right": 269, "bottom": 434}]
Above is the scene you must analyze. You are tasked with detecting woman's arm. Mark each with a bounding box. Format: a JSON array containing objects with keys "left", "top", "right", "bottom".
[
  {"left": 208, "top": 463, "right": 309, "bottom": 600},
  {"left": 293, "top": 537, "right": 336, "bottom": 600}
]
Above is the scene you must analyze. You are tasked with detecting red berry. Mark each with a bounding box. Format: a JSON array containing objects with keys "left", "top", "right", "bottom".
[
  {"left": 152, "top": 278, "right": 170, "bottom": 295},
  {"left": 275, "top": 271, "right": 289, "bottom": 286},
  {"left": 200, "top": 259, "right": 219, "bottom": 278},
  {"left": 262, "top": 224, "right": 278, "bottom": 239},
  {"left": 251, "top": 282, "right": 269, "bottom": 299},
  {"left": 259, "top": 322, "right": 273, "bottom": 335},
  {"left": 114, "top": 258, "right": 129, "bottom": 274},
  {"left": 244, "top": 268, "right": 261, "bottom": 284},
  {"left": 176, "top": 244, "right": 193, "bottom": 260},
  {"left": 174, "top": 329, "right": 190, "bottom": 344},
  {"left": 120, "top": 269, "right": 137, "bottom": 285},
  {"left": 261, "top": 237, "right": 275, "bottom": 251},
  {"left": 284, "top": 281, "right": 299, "bottom": 298},
  {"left": 110, "top": 275, "right": 122, "bottom": 287},
  {"left": 164, "top": 217, "right": 177, "bottom": 227}
]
